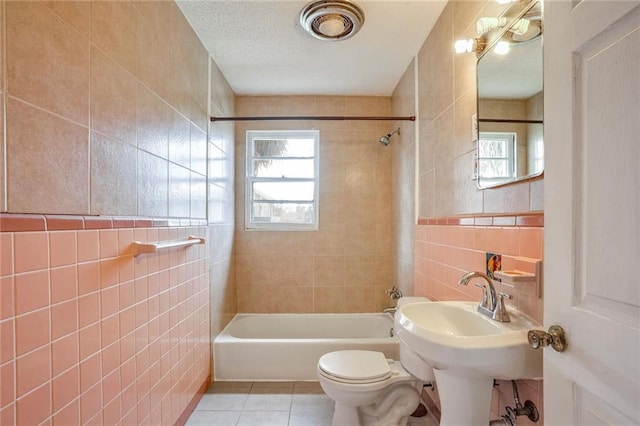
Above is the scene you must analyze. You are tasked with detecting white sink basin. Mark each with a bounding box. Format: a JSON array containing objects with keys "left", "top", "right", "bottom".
[
  {"left": 395, "top": 301, "right": 542, "bottom": 426},
  {"left": 395, "top": 301, "right": 542, "bottom": 379}
]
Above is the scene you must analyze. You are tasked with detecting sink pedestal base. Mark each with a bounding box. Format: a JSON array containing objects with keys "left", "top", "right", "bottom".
[{"left": 433, "top": 370, "right": 493, "bottom": 426}]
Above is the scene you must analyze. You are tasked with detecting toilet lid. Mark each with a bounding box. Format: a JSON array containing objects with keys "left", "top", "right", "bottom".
[{"left": 318, "top": 350, "right": 392, "bottom": 383}]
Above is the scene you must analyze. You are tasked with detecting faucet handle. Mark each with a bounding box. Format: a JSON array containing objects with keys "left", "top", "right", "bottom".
[
  {"left": 498, "top": 292, "right": 513, "bottom": 303},
  {"left": 493, "top": 292, "right": 513, "bottom": 322},
  {"left": 386, "top": 286, "right": 403, "bottom": 300},
  {"left": 475, "top": 283, "right": 489, "bottom": 308}
]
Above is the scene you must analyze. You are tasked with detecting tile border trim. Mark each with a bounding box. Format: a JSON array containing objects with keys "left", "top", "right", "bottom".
[
  {"left": 417, "top": 212, "right": 543, "bottom": 227},
  {"left": 0, "top": 213, "right": 208, "bottom": 233}
]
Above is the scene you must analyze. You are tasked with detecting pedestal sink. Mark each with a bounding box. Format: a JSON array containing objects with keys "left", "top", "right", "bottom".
[{"left": 395, "top": 301, "right": 542, "bottom": 426}]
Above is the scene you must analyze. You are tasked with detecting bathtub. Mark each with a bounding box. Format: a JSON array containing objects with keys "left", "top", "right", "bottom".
[{"left": 213, "top": 313, "right": 399, "bottom": 381}]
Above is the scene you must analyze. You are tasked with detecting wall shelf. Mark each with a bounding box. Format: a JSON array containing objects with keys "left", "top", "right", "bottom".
[{"left": 495, "top": 259, "right": 542, "bottom": 297}]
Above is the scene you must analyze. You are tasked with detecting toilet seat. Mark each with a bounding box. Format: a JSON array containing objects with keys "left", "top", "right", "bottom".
[{"left": 318, "top": 350, "right": 393, "bottom": 384}]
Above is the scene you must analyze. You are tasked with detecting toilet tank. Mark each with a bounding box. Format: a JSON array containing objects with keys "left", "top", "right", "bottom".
[{"left": 399, "top": 338, "right": 435, "bottom": 381}]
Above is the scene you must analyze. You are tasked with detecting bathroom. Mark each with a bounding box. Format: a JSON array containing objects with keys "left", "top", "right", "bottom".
[{"left": 0, "top": 0, "right": 638, "bottom": 425}]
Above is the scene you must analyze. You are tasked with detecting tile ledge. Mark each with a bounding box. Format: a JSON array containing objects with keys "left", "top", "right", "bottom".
[
  {"left": 0, "top": 213, "right": 207, "bottom": 232},
  {"left": 417, "top": 212, "right": 543, "bottom": 227}
]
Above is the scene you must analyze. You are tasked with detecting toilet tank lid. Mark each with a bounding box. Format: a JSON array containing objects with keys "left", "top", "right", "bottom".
[
  {"left": 397, "top": 296, "right": 430, "bottom": 307},
  {"left": 318, "top": 350, "right": 391, "bottom": 381}
]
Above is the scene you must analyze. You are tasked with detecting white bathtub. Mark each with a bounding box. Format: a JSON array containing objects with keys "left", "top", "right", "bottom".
[{"left": 213, "top": 313, "right": 399, "bottom": 381}]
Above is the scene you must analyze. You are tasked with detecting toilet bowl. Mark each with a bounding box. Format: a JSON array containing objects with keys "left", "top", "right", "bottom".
[
  {"left": 317, "top": 297, "right": 433, "bottom": 426},
  {"left": 318, "top": 350, "right": 421, "bottom": 426}
]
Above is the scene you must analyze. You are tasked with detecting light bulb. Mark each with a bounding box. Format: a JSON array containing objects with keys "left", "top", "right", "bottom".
[
  {"left": 454, "top": 38, "right": 485, "bottom": 54},
  {"left": 454, "top": 39, "right": 472, "bottom": 53},
  {"left": 494, "top": 40, "right": 510, "bottom": 55},
  {"left": 319, "top": 15, "right": 345, "bottom": 37},
  {"left": 476, "top": 17, "right": 507, "bottom": 36}
]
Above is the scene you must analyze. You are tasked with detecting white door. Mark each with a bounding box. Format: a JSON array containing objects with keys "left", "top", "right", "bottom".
[{"left": 544, "top": 1, "right": 640, "bottom": 424}]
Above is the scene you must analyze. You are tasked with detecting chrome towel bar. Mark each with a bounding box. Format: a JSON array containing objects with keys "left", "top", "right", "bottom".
[{"left": 131, "top": 236, "right": 206, "bottom": 256}]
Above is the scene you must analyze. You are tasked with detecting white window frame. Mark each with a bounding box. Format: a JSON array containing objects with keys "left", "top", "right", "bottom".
[
  {"left": 478, "top": 132, "right": 516, "bottom": 183},
  {"left": 245, "top": 130, "right": 320, "bottom": 231}
]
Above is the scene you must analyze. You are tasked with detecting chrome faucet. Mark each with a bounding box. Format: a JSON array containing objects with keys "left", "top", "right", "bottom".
[
  {"left": 458, "top": 271, "right": 512, "bottom": 322},
  {"left": 382, "top": 286, "right": 403, "bottom": 317}
]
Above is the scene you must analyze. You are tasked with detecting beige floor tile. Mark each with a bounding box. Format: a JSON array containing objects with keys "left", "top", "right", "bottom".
[{"left": 237, "top": 410, "right": 290, "bottom": 426}]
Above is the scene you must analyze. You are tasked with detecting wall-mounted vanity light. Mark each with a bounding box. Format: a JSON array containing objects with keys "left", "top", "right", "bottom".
[{"left": 457, "top": 10, "right": 540, "bottom": 55}]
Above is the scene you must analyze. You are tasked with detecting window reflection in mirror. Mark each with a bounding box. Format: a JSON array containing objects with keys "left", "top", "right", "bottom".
[{"left": 476, "top": 0, "right": 543, "bottom": 189}]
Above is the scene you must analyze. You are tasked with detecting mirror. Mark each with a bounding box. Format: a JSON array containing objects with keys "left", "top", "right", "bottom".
[{"left": 476, "top": 1, "right": 543, "bottom": 189}]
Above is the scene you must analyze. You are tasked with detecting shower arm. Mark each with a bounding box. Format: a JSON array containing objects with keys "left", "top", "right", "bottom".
[{"left": 386, "top": 128, "right": 401, "bottom": 138}]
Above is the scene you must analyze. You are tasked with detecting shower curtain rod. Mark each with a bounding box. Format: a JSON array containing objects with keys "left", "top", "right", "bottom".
[{"left": 210, "top": 115, "right": 416, "bottom": 122}]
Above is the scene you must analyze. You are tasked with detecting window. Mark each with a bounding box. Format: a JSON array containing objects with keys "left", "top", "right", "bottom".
[
  {"left": 478, "top": 132, "right": 516, "bottom": 184},
  {"left": 246, "top": 130, "right": 319, "bottom": 230}
]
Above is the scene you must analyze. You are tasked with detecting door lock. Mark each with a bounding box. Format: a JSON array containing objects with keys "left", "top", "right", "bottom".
[{"left": 527, "top": 325, "right": 567, "bottom": 352}]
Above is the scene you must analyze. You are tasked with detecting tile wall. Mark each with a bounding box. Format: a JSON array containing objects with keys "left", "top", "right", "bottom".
[
  {"left": 414, "top": 0, "right": 543, "bottom": 217},
  {"left": 0, "top": 1, "right": 239, "bottom": 424},
  {"left": 0, "top": 1, "right": 209, "bottom": 218},
  {"left": 388, "top": 0, "right": 546, "bottom": 423},
  {"left": 390, "top": 60, "right": 417, "bottom": 297},
  {"left": 234, "top": 96, "right": 395, "bottom": 313},
  {"left": 0, "top": 217, "right": 210, "bottom": 425},
  {"left": 414, "top": 215, "right": 544, "bottom": 323},
  {"left": 208, "top": 59, "right": 237, "bottom": 362}
]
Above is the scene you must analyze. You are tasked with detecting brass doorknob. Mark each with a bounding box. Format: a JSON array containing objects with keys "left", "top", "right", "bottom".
[{"left": 528, "top": 325, "right": 567, "bottom": 352}]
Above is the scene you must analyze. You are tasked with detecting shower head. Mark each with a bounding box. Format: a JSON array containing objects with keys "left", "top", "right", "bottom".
[{"left": 379, "top": 128, "right": 400, "bottom": 146}]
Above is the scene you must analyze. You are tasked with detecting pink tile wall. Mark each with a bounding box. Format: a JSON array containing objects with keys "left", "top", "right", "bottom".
[
  {"left": 0, "top": 225, "right": 210, "bottom": 425},
  {"left": 414, "top": 216, "right": 543, "bottom": 424},
  {"left": 414, "top": 221, "right": 543, "bottom": 323}
]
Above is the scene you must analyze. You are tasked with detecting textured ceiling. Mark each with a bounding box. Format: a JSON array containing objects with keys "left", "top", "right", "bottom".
[{"left": 177, "top": 1, "right": 447, "bottom": 96}]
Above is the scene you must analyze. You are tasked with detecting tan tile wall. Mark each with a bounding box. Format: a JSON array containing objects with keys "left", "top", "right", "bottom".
[
  {"left": 208, "top": 59, "right": 237, "bottom": 366},
  {"left": 390, "top": 60, "right": 417, "bottom": 297},
  {"left": 0, "top": 1, "right": 208, "bottom": 218},
  {"left": 234, "top": 96, "right": 394, "bottom": 313},
  {"left": 415, "top": 0, "right": 543, "bottom": 218}
]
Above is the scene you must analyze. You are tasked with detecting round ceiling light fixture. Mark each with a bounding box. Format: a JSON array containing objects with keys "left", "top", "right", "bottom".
[{"left": 300, "top": 0, "right": 365, "bottom": 41}]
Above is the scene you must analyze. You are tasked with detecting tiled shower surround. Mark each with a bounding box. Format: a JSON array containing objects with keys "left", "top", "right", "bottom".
[
  {"left": 0, "top": 217, "right": 210, "bottom": 425},
  {"left": 234, "top": 96, "right": 395, "bottom": 314}
]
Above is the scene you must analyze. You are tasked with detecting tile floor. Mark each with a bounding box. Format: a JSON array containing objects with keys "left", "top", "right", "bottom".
[{"left": 186, "top": 381, "right": 439, "bottom": 426}]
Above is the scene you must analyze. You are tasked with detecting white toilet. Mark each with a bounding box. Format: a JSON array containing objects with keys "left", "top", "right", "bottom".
[{"left": 317, "top": 297, "right": 434, "bottom": 426}]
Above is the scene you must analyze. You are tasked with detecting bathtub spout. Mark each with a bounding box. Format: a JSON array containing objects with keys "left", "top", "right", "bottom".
[{"left": 382, "top": 306, "right": 397, "bottom": 315}]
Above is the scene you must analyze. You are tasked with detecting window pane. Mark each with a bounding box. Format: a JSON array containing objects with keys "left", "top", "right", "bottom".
[
  {"left": 252, "top": 182, "right": 315, "bottom": 201},
  {"left": 253, "top": 159, "right": 315, "bottom": 178},
  {"left": 251, "top": 202, "right": 315, "bottom": 224},
  {"left": 253, "top": 138, "right": 315, "bottom": 158},
  {"left": 479, "top": 139, "right": 507, "bottom": 157},
  {"left": 479, "top": 159, "right": 509, "bottom": 178}
]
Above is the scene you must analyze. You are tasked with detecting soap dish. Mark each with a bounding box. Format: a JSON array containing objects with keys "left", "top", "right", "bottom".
[{"left": 494, "top": 270, "right": 536, "bottom": 283}]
